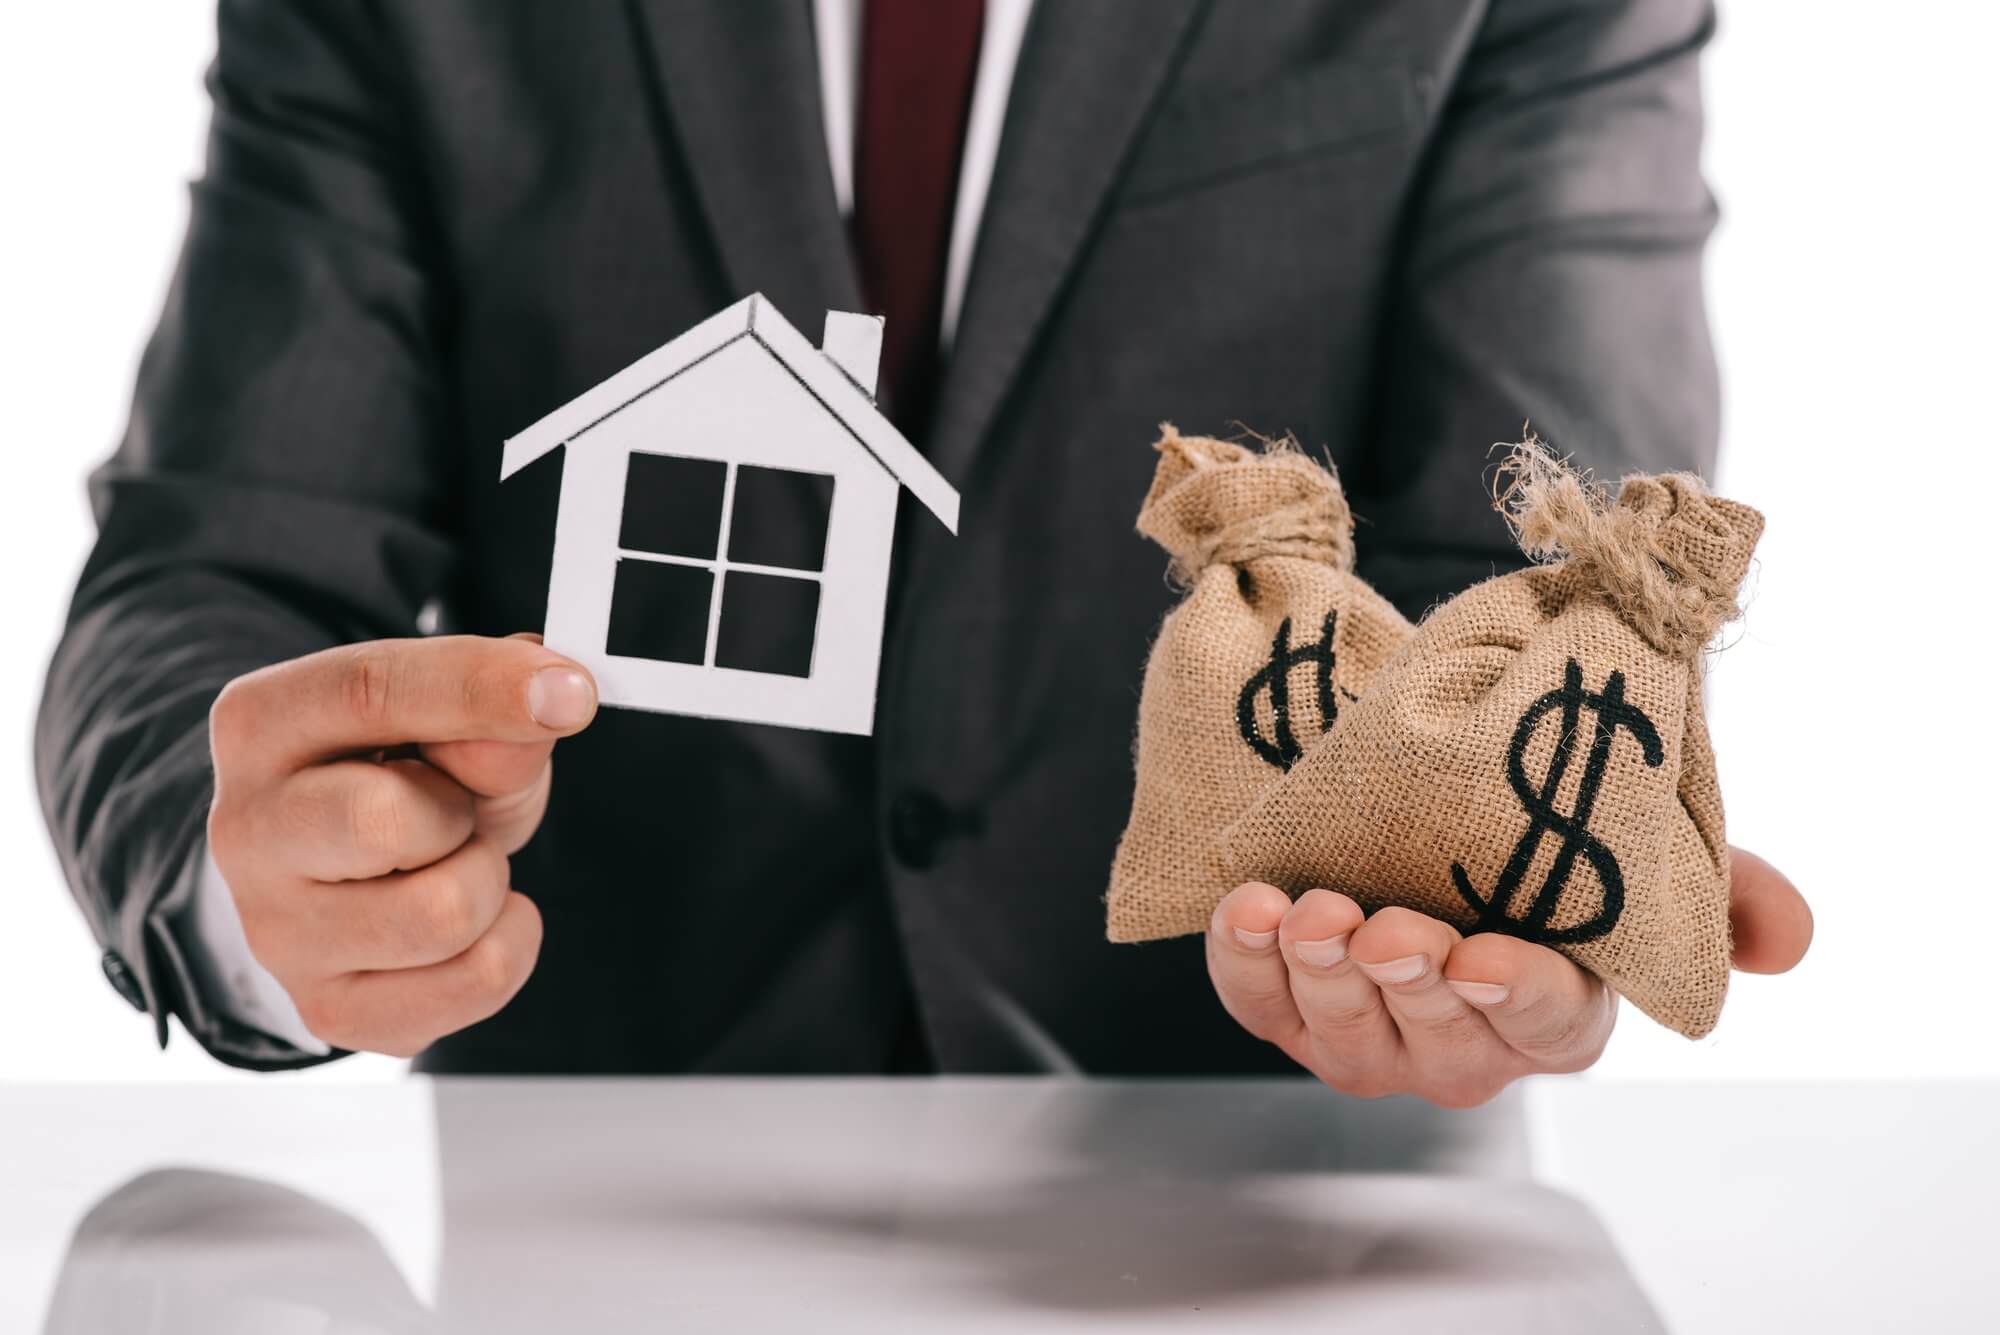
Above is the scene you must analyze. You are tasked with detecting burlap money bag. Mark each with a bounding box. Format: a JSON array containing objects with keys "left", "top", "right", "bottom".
[
  {"left": 1106, "top": 426, "right": 1414, "bottom": 942},
  {"left": 1224, "top": 444, "right": 1764, "bottom": 1037}
]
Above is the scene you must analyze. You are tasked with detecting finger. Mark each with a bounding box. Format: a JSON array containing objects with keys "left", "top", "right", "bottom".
[
  {"left": 1444, "top": 933, "right": 1617, "bottom": 1073},
  {"left": 212, "top": 636, "right": 597, "bottom": 779},
  {"left": 420, "top": 738, "right": 555, "bottom": 799},
  {"left": 287, "top": 836, "right": 513, "bottom": 975},
  {"left": 467, "top": 752, "right": 552, "bottom": 855},
  {"left": 301, "top": 891, "right": 543, "bottom": 1058},
  {"left": 1349, "top": 907, "right": 1515, "bottom": 1103},
  {"left": 1207, "top": 883, "right": 1306, "bottom": 1056},
  {"left": 1275, "top": 889, "right": 1402, "bottom": 1093},
  {"left": 418, "top": 733, "right": 557, "bottom": 854},
  {"left": 1726, "top": 846, "right": 1813, "bottom": 974},
  {"left": 273, "top": 758, "right": 476, "bottom": 881}
]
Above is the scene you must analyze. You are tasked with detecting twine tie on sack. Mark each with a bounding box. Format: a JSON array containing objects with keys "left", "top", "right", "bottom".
[
  {"left": 1140, "top": 424, "right": 1357, "bottom": 587},
  {"left": 1178, "top": 505, "right": 1353, "bottom": 585},
  {"left": 1495, "top": 440, "right": 1766, "bottom": 659}
]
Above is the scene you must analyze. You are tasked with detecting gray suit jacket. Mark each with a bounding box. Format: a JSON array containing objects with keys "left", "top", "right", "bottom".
[{"left": 36, "top": 0, "right": 1718, "bottom": 1073}]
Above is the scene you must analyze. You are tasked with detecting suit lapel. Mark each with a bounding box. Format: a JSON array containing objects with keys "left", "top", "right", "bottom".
[
  {"left": 629, "top": 0, "right": 863, "bottom": 324},
  {"left": 631, "top": 0, "right": 1208, "bottom": 473},
  {"left": 929, "top": 0, "right": 1207, "bottom": 481}
]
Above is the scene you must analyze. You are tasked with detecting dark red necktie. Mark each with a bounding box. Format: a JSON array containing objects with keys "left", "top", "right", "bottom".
[{"left": 853, "top": 0, "right": 986, "bottom": 435}]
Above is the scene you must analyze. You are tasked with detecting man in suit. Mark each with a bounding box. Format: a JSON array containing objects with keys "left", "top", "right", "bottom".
[{"left": 37, "top": 0, "right": 1809, "bottom": 1095}]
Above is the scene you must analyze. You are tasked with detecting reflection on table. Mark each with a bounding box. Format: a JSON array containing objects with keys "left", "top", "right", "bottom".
[{"left": 34, "top": 1078, "right": 1661, "bottom": 1332}]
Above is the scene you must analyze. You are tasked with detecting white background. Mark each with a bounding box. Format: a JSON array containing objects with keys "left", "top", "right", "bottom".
[{"left": 1, "top": 3, "right": 1994, "bottom": 1085}]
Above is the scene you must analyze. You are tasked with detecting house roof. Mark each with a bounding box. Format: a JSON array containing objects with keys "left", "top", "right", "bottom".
[{"left": 500, "top": 294, "right": 959, "bottom": 534}]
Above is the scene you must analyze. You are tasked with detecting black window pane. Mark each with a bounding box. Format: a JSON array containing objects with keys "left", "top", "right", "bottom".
[
  {"left": 620, "top": 452, "right": 726, "bottom": 558},
  {"left": 713, "top": 570, "right": 819, "bottom": 678},
  {"left": 605, "top": 559, "right": 712, "bottom": 664},
  {"left": 727, "top": 464, "right": 835, "bottom": 572}
]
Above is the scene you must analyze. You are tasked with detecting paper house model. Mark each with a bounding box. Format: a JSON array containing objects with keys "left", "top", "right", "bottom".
[{"left": 500, "top": 294, "right": 959, "bottom": 734}]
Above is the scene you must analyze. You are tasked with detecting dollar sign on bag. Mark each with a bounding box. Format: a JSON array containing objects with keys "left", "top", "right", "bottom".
[
  {"left": 1236, "top": 611, "right": 1356, "bottom": 770},
  {"left": 1450, "top": 658, "right": 1664, "bottom": 944}
]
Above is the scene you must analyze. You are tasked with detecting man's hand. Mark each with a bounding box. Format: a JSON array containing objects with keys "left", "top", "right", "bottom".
[
  {"left": 1207, "top": 848, "right": 1812, "bottom": 1107},
  {"left": 206, "top": 634, "right": 598, "bottom": 1057}
]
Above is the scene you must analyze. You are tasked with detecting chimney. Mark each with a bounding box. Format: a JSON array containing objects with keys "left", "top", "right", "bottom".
[{"left": 821, "top": 311, "right": 883, "bottom": 400}]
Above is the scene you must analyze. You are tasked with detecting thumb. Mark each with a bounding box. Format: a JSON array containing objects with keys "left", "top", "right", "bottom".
[{"left": 1727, "top": 846, "right": 1814, "bottom": 974}]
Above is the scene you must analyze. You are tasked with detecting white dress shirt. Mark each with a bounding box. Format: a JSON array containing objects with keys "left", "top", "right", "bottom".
[{"left": 179, "top": 0, "right": 1036, "bottom": 1056}]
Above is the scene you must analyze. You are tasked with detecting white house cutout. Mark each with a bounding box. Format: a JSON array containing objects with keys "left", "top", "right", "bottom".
[{"left": 500, "top": 295, "right": 960, "bottom": 734}]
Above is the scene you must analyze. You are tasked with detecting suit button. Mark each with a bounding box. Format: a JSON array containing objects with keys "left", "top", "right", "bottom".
[
  {"left": 101, "top": 949, "right": 146, "bottom": 1012},
  {"left": 888, "top": 790, "right": 951, "bottom": 869}
]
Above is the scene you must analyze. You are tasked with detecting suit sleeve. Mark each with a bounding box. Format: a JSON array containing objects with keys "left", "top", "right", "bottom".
[
  {"left": 34, "top": 0, "right": 457, "bottom": 1068},
  {"left": 1352, "top": 0, "right": 1720, "bottom": 619}
]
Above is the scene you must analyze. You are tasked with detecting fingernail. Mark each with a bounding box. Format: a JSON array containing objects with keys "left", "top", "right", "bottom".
[
  {"left": 1233, "top": 927, "right": 1279, "bottom": 951},
  {"left": 1292, "top": 933, "right": 1350, "bottom": 968},
  {"left": 1447, "top": 980, "right": 1511, "bottom": 1006},
  {"left": 528, "top": 667, "right": 596, "bottom": 728},
  {"left": 1357, "top": 953, "right": 1428, "bottom": 985}
]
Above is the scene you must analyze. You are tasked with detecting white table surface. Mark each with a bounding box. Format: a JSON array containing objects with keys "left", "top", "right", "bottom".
[{"left": 2, "top": 1077, "right": 1991, "bottom": 1333}]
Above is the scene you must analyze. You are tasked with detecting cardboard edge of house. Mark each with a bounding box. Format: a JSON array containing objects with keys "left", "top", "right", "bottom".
[{"left": 498, "top": 293, "right": 961, "bottom": 537}]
